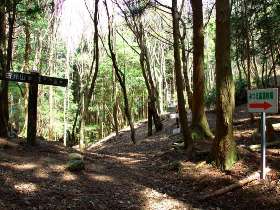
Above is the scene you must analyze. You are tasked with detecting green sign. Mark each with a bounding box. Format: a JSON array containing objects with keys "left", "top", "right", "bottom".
[{"left": 247, "top": 88, "right": 278, "bottom": 113}]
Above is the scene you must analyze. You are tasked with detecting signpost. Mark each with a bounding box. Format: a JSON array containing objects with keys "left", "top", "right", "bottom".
[
  {"left": 247, "top": 88, "right": 279, "bottom": 179},
  {"left": 2, "top": 72, "right": 68, "bottom": 87},
  {"left": 0, "top": 71, "right": 68, "bottom": 145}
]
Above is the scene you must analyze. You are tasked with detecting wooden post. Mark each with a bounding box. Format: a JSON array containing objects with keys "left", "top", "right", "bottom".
[{"left": 27, "top": 72, "right": 39, "bottom": 145}]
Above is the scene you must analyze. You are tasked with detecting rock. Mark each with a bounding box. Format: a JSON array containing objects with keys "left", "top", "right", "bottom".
[
  {"left": 69, "top": 153, "right": 83, "bottom": 160},
  {"left": 67, "top": 159, "right": 85, "bottom": 171}
]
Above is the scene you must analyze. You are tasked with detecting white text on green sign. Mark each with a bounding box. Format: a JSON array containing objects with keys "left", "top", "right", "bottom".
[{"left": 247, "top": 88, "right": 278, "bottom": 113}]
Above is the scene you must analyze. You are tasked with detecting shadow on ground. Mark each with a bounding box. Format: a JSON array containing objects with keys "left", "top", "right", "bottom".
[{"left": 0, "top": 105, "right": 280, "bottom": 209}]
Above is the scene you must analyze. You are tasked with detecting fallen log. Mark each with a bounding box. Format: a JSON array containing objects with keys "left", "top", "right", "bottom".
[
  {"left": 0, "top": 138, "right": 19, "bottom": 149},
  {"left": 272, "top": 123, "right": 280, "bottom": 130},
  {"left": 249, "top": 140, "right": 280, "bottom": 151},
  {"left": 200, "top": 170, "right": 266, "bottom": 200}
]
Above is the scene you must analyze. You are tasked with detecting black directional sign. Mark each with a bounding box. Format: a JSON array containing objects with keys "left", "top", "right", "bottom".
[
  {"left": 0, "top": 71, "right": 68, "bottom": 145},
  {"left": 1, "top": 72, "right": 68, "bottom": 87}
]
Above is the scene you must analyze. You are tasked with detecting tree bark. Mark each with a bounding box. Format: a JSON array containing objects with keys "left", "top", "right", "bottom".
[
  {"left": 212, "top": 0, "right": 237, "bottom": 170},
  {"left": 172, "top": 0, "right": 193, "bottom": 151},
  {"left": 190, "top": 0, "right": 213, "bottom": 139},
  {"left": 0, "top": 2, "right": 7, "bottom": 137},
  {"left": 0, "top": 2, "right": 16, "bottom": 138}
]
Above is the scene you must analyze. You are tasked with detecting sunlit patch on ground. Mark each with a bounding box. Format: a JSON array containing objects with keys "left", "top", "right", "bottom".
[
  {"left": 62, "top": 172, "right": 77, "bottom": 181},
  {"left": 87, "top": 174, "right": 114, "bottom": 182},
  {"left": 234, "top": 128, "right": 255, "bottom": 138},
  {"left": 48, "top": 164, "right": 65, "bottom": 172},
  {"left": 140, "top": 188, "right": 191, "bottom": 210},
  {"left": 1, "top": 105, "right": 280, "bottom": 209},
  {"left": 14, "top": 182, "right": 38, "bottom": 194},
  {"left": 34, "top": 168, "right": 49, "bottom": 179},
  {"left": 117, "top": 152, "right": 148, "bottom": 159},
  {"left": 14, "top": 163, "right": 38, "bottom": 170}
]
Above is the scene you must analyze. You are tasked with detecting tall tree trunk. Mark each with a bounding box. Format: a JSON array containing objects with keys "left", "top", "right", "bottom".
[
  {"left": 190, "top": 0, "right": 213, "bottom": 139},
  {"left": 139, "top": 52, "right": 153, "bottom": 136},
  {"left": 0, "top": 2, "right": 16, "bottom": 137},
  {"left": 112, "top": 65, "right": 119, "bottom": 136},
  {"left": 244, "top": 0, "right": 254, "bottom": 122},
  {"left": 244, "top": 0, "right": 251, "bottom": 90},
  {"left": 47, "top": 5, "right": 56, "bottom": 140},
  {"left": 139, "top": 49, "right": 162, "bottom": 136},
  {"left": 104, "top": 0, "right": 135, "bottom": 143},
  {"left": 79, "top": 0, "right": 100, "bottom": 150},
  {"left": 172, "top": 0, "right": 193, "bottom": 151},
  {"left": 21, "top": 22, "right": 31, "bottom": 137},
  {"left": 139, "top": 24, "right": 163, "bottom": 134},
  {"left": 180, "top": 18, "right": 193, "bottom": 111},
  {"left": 212, "top": 0, "right": 237, "bottom": 170},
  {"left": 0, "top": 2, "right": 7, "bottom": 137},
  {"left": 118, "top": 3, "right": 163, "bottom": 135},
  {"left": 48, "top": 51, "right": 54, "bottom": 140},
  {"left": 63, "top": 47, "right": 70, "bottom": 146},
  {"left": 180, "top": 35, "right": 193, "bottom": 111}
]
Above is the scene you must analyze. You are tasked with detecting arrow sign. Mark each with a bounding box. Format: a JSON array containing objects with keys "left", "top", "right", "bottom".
[
  {"left": 247, "top": 88, "right": 278, "bottom": 113},
  {"left": 249, "top": 102, "right": 272, "bottom": 110}
]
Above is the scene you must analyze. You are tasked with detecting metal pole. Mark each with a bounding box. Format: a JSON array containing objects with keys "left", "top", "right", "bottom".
[{"left": 261, "top": 112, "right": 266, "bottom": 179}]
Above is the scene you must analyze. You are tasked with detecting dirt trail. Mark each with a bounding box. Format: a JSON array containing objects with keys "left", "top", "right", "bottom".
[{"left": 1, "top": 106, "right": 280, "bottom": 209}]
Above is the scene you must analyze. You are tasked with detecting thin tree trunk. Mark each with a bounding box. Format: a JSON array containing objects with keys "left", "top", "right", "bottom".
[
  {"left": 79, "top": 0, "right": 100, "bottom": 150},
  {"left": 139, "top": 25, "right": 163, "bottom": 133},
  {"left": 21, "top": 22, "right": 31, "bottom": 137},
  {"left": 180, "top": 20, "right": 193, "bottom": 111},
  {"left": 0, "top": 2, "right": 7, "bottom": 137},
  {"left": 112, "top": 65, "right": 119, "bottom": 136},
  {"left": 172, "top": 0, "right": 193, "bottom": 151},
  {"left": 212, "top": 0, "right": 237, "bottom": 170},
  {"left": 48, "top": 60, "right": 54, "bottom": 139},
  {"left": 244, "top": 0, "right": 254, "bottom": 122},
  {"left": 0, "top": 2, "right": 16, "bottom": 137},
  {"left": 104, "top": 0, "right": 135, "bottom": 143},
  {"left": 46, "top": 7, "right": 56, "bottom": 140},
  {"left": 63, "top": 48, "right": 70, "bottom": 146},
  {"left": 117, "top": 3, "right": 163, "bottom": 135}
]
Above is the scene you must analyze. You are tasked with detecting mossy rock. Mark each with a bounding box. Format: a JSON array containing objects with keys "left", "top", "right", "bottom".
[
  {"left": 67, "top": 159, "right": 85, "bottom": 171},
  {"left": 191, "top": 129, "right": 204, "bottom": 140},
  {"left": 69, "top": 153, "right": 83, "bottom": 161},
  {"left": 168, "top": 160, "right": 183, "bottom": 172}
]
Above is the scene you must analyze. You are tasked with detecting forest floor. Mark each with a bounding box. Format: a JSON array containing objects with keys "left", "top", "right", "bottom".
[{"left": 1, "top": 105, "right": 280, "bottom": 210}]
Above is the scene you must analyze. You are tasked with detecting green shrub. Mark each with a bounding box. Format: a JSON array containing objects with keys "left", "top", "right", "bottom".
[
  {"left": 205, "top": 87, "right": 216, "bottom": 109},
  {"left": 235, "top": 78, "right": 247, "bottom": 106}
]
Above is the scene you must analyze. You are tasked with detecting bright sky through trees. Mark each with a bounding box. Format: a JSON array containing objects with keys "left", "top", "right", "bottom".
[{"left": 59, "top": 0, "right": 214, "bottom": 51}]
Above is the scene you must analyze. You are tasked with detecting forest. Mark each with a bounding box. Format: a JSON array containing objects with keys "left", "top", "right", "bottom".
[{"left": 0, "top": 0, "right": 280, "bottom": 209}]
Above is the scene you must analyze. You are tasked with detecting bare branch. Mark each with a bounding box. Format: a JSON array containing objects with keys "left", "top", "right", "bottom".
[
  {"left": 147, "top": 25, "right": 172, "bottom": 45},
  {"left": 204, "top": 2, "right": 216, "bottom": 29},
  {"left": 116, "top": 29, "right": 140, "bottom": 55},
  {"left": 99, "top": 33, "right": 111, "bottom": 58},
  {"left": 179, "top": 0, "right": 186, "bottom": 18},
  {"left": 154, "top": 0, "right": 171, "bottom": 10},
  {"left": 84, "top": 0, "right": 94, "bottom": 23}
]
